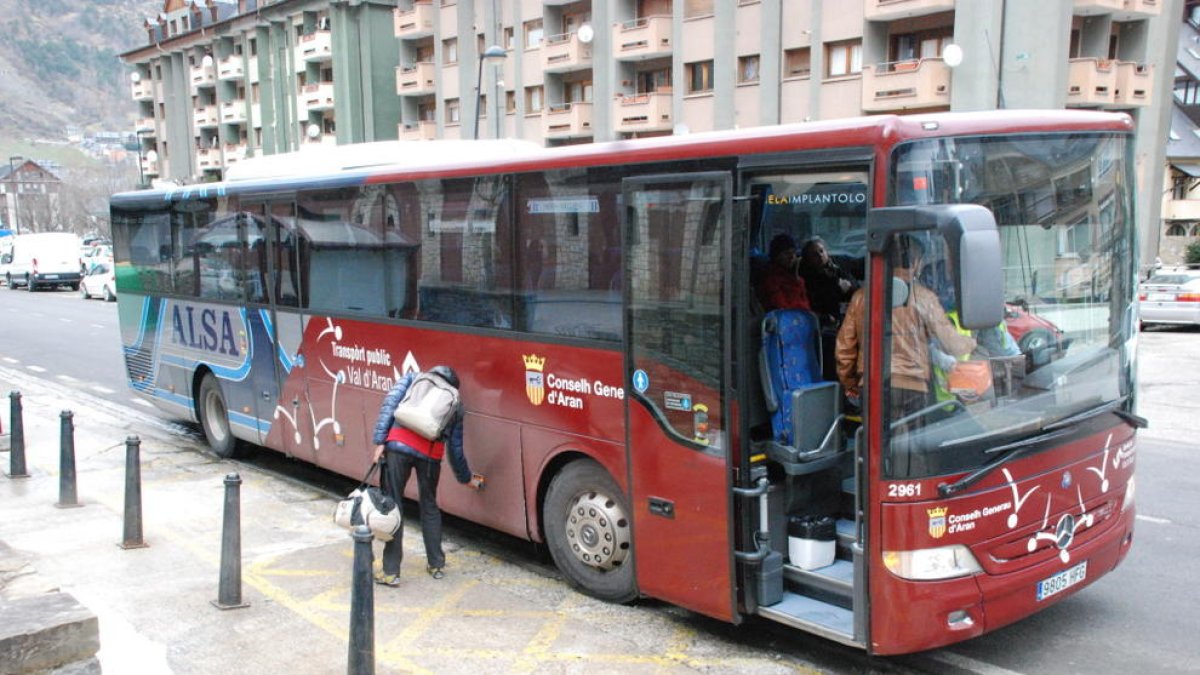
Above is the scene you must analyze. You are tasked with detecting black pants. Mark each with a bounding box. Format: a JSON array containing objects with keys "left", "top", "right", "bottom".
[{"left": 380, "top": 450, "right": 444, "bottom": 575}]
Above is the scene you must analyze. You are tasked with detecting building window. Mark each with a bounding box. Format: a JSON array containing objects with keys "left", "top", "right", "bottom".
[
  {"left": 891, "top": 29, "right": 952, "bottom": 63},
  {"left": 826, "top": 40, "right": 862, "bottom": 78},
  {"left": 443, "top": 38, "right": 458, "bottom": 64},
  {"left": 686, "top": 60, "right": 714, "bottom": 94},
  {"left": 446, "top": 98, "right": 461, "bottom": 124},
  {"left": 504, "top": 27, "right": 515, "bottom": 50},
  {"left": 738, "top": 55, "right": 760, "bottom": 84},
  {"left": 784, "top": 47, "right": 811, "bottom": 78},
  {"left": 478, "top": 95, "right": 487, "bottom": 119},
  {"left": 1166, "top": 224, "right": 1187, "bottom": 237},
  {"left": 525, "top": 85, "right": 544, "bottom": 113},
  {"left": 506, "top": 91, "right": 516, "bottom": 113},
  {"left": 525, "top": 19, "right": 543, "bottom": 49},
  {"left": 684, "top": 0, "right": 714, "bottom": 18}
]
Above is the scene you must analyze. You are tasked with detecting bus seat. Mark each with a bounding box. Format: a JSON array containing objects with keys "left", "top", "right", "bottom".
[{"left": 760, "top": 309, "right": 823, "bottom": 446}]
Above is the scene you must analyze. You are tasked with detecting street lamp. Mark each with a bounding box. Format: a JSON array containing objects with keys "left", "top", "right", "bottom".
[
  {"left": 7, "top": 155, "right": 22, "bottom": 235},
  {"left": 473, "top": 45, "right": 507, "bottom": 140}
]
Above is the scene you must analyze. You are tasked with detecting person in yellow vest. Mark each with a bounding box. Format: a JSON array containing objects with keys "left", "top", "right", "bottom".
[{"left": 929, "top": 285, "right": 1020, "bottom": 406}]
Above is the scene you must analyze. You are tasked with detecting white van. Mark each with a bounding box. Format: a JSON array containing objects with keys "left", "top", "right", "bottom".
[{"left": 2, "top": 233, "right": 84, "bottom": 291}]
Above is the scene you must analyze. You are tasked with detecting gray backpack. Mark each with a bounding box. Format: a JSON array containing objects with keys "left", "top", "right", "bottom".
[{"left": 392, "top": 372, "right": 460, "bottom": 440}]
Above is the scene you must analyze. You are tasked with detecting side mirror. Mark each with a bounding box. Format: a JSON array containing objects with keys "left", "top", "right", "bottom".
[
  {"left": 0, "top": 254, "right": 10, "bottom": 264},
  {"left": 867, "top": 204, "right": 1004, "bottom": 330}
]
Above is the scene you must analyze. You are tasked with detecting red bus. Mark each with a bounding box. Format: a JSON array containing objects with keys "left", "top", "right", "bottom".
[{"left": 110, "top": 111, "right": 1142, "bottom": 654}]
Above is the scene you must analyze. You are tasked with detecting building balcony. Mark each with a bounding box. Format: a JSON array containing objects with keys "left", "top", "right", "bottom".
[
  {"left": 191, "top": 63, "right": 216, "bottom": 89},
  {"left": 1163, "top": 197, "right": 1200, "bottom": 220},
  {"left": 861, "top": 59, "right": 951, "bottom": 113},
  {"left": 544, "top": 102, "right": 593, "bottom": 139},
  {"left": 196, "top": 146, "right": 222, "bottom": 171},
  {"left": 297, "top": 31, "right": 333, "bottom": 63},
  {"left": 393, "top": 1, "right": 434, "bottom": 39},
  {"left": 1114, "top": 62, "right": 1152, "bottom": 107},
  {"left": 221, "top": 99, "right": 248, "bottom": 124},
  {"left": 131, "top": 80, "right": 154, "bottom": 101},
  {"left": 223, "top": 143, "right": 249, "bottom": 165},
  {"left": 544, "top": 32, "right": 593, "bottom": 73},
  {"left": 1073, "top": 0, "right": 1159, "bottom": 17},
  {"left": 612, "top": 15, "right": 672, "bottom": 61},
  {"left": 396, "top": 62, "right": 436, "bottom": 96},
  {"left": 399, "top": 120, "right": 438, "bottom": 141},
  {"left": 302, "top": 83, "right": 336, "bottom": 112},
  {"left": 135, "top": 117, "right": 156, "bottom": 134},
  {"left": 193, "top": 105, "right": 220, "bottom": 129},
  {"left": 865, "top": 0, "right": 956, "bottom": 21},
  {"left": 141, "top": 156, "right": 159, "bottom": 177},
  {"left": 613, "top": 91, "right": 672, "bottom": 134},
  {"left": 218, "top": 55, "right": 244, "bottom": 81},
  {"left": 1066, "top": 58, "right": 1117, "bottom": 107},
  {"left": 251, "top": 103, "right": 262, "bottom": 125}
]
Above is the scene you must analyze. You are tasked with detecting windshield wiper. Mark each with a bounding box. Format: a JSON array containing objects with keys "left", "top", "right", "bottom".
[
  {"left": 1043, "top": 395, "right": 1147, "bottom": 432},
  {"left": 938, "top": 428, "right": 1074, "bottom": 497}
]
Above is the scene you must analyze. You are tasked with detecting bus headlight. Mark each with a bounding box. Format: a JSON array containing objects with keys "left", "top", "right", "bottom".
[
  {"left": 1121, "top": 476, "right": 1135, "bottom": 513},
  {"left": 883, "top": 545, "right": 982, "bottom": 580}
]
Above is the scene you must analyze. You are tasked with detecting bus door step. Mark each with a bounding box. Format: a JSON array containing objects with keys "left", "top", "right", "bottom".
[
  {"left": 835, "top": 518, "right": 857, "bottom": 555},
  {"left": 757, "top": 591, "right": 857, "bottom": 648},
  {"left": 783, "top": 558, "right": 854, "bottom": 609}
]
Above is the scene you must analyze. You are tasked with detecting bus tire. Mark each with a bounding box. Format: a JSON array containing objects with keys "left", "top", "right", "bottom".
[
  {"left": 198, "top": 373, "right": 238, "bottom": 458},
  {"left": 543, "top": 459, "right": 637, "bottom": 603}
]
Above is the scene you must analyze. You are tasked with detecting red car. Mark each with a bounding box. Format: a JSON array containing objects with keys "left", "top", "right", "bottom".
[{"left": 1003, "top": 302, "right": 1064, "bottom": 352}]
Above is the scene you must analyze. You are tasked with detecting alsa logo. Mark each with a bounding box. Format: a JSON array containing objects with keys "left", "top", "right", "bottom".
[{"left": 170, "top": 305, "right": 241, "bottom": 356}]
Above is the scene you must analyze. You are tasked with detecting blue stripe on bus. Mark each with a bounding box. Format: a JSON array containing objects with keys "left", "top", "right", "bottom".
[
  {"left": 257, "top": 309, "right": 294, "bottom": 374},
  {"left": 152, "top": 388, "right": 270, "bottom": 435}
]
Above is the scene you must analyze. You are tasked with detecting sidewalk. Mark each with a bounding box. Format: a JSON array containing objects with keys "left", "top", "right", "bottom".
[{"left": 0, "top": 367, "right": 822, "bottom": 674}]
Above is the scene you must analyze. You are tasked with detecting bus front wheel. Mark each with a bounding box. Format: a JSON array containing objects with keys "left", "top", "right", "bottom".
[
  {"left": 198, "top": 374, "right": 238, "bottom": 458},
  {"left": 543, "top": 459, "right": 637, "bottom": 603}
]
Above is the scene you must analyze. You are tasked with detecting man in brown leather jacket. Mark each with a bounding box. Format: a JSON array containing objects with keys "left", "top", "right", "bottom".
[{"left": 835, "top": 236, "right": 975, "bottom": 422}]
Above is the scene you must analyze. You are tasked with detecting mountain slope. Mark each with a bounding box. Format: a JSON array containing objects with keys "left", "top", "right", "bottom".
[{"left": 0, "top": 0, "right": 159, "bottom": 139}]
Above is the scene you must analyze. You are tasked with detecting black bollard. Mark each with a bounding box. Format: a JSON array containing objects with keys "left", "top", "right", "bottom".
[
  {"left": 6, "top": 391, "right": 29, "bottom": 479},
  {"left": 347, "top": 525, "right": 375, "bottom": 675},
  {"left": 119, "top": 436, "right": 148, "bottom": 550},
  {"left": 212, "top": 472, "right": 249, "bottom": 610},
  {"left": 54, "top": 411, "right": 82, "bottom": 508}
]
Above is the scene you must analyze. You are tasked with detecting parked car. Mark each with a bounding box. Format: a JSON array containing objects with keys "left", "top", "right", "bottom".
[
  {"left": 79, "top": 262, "right": 116, "bottom": 302},
  {"left": 2, "top": 232, "right": 83, "bottom": 291},
  {"left": 80, "top": 244, "right": 113, "bottom": 273},
  {"left": 1139, "top": 269, "right": 1200, "bottom": 328},
  {"left": 1004, "top": 301, "right": 1065, "bottom": 353}
]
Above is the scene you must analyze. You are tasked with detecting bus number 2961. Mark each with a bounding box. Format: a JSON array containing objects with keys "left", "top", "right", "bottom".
[{"left": 887, "top": 483, "right": 922, "bottom": 498}]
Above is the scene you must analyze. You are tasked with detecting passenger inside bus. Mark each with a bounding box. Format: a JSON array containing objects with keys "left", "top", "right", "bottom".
[
  {"left": 835, "top": 235, "right": 975, "bottom": 425},
  {"left": 756, "top": 234, "right": 812, "bottom": 312},
  {"left": 798, "top": 237, "right": 857, "bottom": 325}
]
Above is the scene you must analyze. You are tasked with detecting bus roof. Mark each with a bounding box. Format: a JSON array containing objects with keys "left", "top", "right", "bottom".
[{"left": 112, "top": 110, "right": 1132, "bottom": 208}]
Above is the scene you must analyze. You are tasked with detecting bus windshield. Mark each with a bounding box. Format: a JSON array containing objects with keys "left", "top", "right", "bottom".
[{"left": 884, "top": 133, "right": 1136, "bottom": 479}]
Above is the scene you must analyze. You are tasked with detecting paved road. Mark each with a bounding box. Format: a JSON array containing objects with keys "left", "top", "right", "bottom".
[{"left": 2, "top": 287, "right": 1198, "bottom": 673}]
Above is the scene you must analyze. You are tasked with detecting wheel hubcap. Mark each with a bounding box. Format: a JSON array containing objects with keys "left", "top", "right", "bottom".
[{"left": 564, "top": 490, "right": 631, "bottom": 571}]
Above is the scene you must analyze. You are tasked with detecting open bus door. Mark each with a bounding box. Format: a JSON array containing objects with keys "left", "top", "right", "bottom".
[{"left": 620, "top": 173, "right": 737, "bottom": 621}]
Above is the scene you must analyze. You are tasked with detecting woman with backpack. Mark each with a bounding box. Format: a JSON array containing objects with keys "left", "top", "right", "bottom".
[{"left": 371, "top": 365, "right": 481, "bottom": 586}]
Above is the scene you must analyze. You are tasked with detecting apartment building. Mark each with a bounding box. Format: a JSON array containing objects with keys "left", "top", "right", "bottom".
[{"left": 121, "top": 0, "right": 1178, "bottom": 261}]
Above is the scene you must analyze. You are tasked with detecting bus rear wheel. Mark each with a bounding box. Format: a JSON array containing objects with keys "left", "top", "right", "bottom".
[
  {"left": 198, "top": 373, "right": 238, "bottom": 458},
  {"left": 543, "top": 459, "right": 636, "bottom": 603}
]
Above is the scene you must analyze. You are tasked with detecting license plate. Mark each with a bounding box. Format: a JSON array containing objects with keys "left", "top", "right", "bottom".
[
  {"left": 1147, "top": 292, "right": 1174, "bottom": 302},
  {"left": 1036, "top": 561, "right": 1087, "bottom": 601},
  {"left": 43, "top": 274, "right": 59, "bottom": 280}
]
